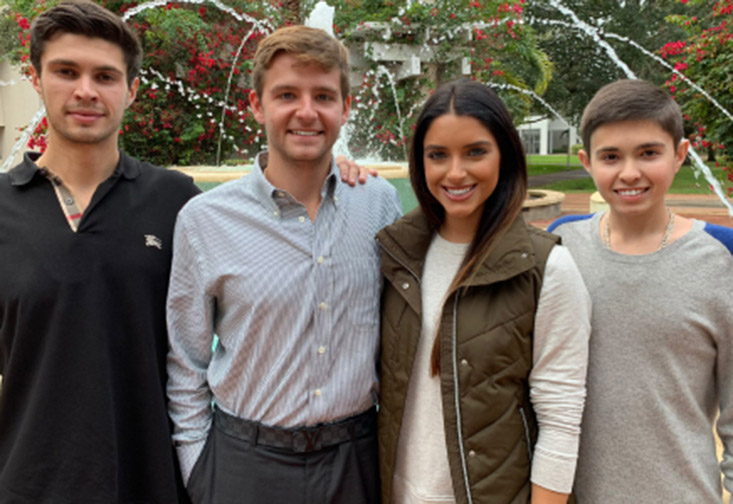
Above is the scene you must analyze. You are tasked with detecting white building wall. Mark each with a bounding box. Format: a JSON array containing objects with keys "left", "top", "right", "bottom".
[
  {"left": 0, "top": 61, "right": 40, "bottom": 169},
  {"left": 517, "top": 115, "right": 577, "bottom": 155}
]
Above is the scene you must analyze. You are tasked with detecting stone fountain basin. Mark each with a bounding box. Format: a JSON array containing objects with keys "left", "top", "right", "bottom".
[{"left": 522, "top": 189, "right": 565, "bottom": 222}]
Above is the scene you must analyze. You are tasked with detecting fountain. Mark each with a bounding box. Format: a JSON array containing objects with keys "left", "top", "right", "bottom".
[{"left": 1, "top": 0, "right": 730, "bottom": 220}]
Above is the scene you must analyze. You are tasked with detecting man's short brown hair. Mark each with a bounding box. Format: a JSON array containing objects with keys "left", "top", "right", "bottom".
[
  {"left": 251, "top": 25, "right": 350, "bottom": 101},
  {"left": 30, "top": 0, "right": 142, "bottom": 87},
  {"left": 581, "top": 79, "right": 684, "bottom": 151}
]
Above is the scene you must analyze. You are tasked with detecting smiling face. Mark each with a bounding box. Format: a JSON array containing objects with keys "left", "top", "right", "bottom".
[
  {"left": 580, "top": 119, "right": 689, "bottom": 219},
  {"left": 249, "top": 52, "right": 350, "bottom": 171},
  {"left": 423, "top": 113, "right": 501, "bottom": 243},
  {"left": 31, "top": 33, "right": 138, "bottom": 150}
]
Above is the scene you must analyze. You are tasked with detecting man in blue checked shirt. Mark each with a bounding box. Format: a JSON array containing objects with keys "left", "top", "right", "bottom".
[{"left": 166, "top": 25, "right": 402, "bottom": 504}]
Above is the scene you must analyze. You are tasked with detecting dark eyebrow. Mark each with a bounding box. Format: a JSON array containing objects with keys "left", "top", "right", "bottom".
[
  {"left": 269, "top": 84, "right": 339, "bottom": 95},
  {"left": 595, "top": 141, "right": 666, "bottom": 155},
  {"left": 466, "top": 140, "right": 493, "bottom": 148},
  {"left": 637, "top": 142, "right": 666, "bottom": 149},
  {"left": 46, "top": 59, "right": 124, "bottom": 75},
  {"left": 425, "top": 140, "right": 493, "bottom": 150}
]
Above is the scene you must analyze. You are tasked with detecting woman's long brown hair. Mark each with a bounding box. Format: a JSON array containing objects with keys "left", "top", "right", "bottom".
[{"left": 408, "top": 79, "right": 528, "bottom": 376}]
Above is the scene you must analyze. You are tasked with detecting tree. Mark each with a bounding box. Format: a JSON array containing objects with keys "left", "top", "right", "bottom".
[{"left": 526, "top": 0, "right": 708, "bottom": 124}]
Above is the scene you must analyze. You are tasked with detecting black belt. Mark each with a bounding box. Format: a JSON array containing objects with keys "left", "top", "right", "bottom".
[{"left": 214, "top": 407, "right": 376, "bottom": 453}]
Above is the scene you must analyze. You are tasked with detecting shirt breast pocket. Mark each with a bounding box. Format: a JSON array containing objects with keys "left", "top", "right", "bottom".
[{"left": 332, "top": 254, "right": 381, "bottom": 328}]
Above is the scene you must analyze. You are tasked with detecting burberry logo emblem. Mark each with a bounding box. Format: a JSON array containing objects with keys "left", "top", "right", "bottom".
[{"left": 145, "top": 234, "right": 163, "bottom": 250}]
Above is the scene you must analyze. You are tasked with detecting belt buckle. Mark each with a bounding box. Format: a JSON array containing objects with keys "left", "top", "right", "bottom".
[{"left": 292, "top": 427, "right": 320, "bottom": 453}]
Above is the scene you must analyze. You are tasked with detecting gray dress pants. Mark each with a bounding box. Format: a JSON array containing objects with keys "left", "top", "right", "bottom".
[{"left": 186, "top": 408, "right": 380, "bottom": 504}]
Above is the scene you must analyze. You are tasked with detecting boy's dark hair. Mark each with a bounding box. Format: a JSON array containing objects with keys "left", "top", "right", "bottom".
[
  {"left": 251, "top": 25, "right": 350, "bottom": 101},
  {"left": 409, "top": 79, "right": 528, "bottom": 375},
  {"left": 30, "top": 0, "right": 142, "bottom": 86},
  {"left": 581, "top": 79, "right": 684, "bottom": 151}
]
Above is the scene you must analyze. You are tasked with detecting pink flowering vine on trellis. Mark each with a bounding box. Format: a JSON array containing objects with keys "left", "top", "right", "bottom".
[
  {"left": 112, "top": 1, "right": 280, "bottom": 166},
  {"left": 6, "top": 0, "right": 279, "bottom": 166},
  {"left": 661, "top": 0, "right": 733, "bottom": 194},
  {"left": 7, "top": 0, "right": 539, "bottom": 165}
]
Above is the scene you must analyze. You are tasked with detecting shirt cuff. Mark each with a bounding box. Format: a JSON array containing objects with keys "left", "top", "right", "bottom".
[
  {"left": 530, "top": 444, "right": 578, "bottom": 494},
  {"left": 177, "top": 438, "right": 208, "bottom": 486}
]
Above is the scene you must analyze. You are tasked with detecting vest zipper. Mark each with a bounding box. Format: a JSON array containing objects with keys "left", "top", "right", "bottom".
[
  {"left": 380, "top": 238, "right": 472, "bottom": 501},
  {"left": 452, "top": 288, "right": 473, "bottom": 504}
]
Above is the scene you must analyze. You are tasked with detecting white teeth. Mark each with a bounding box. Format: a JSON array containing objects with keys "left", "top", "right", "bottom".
[
  {"left": 617, "top": 188, "right": 645, "bottom": 196},
  {"left": 446, "top": 187, "right": 473, "bottom": 196},
  {"left": 292, "top": 130, "right": 318, "bottom": 136}
]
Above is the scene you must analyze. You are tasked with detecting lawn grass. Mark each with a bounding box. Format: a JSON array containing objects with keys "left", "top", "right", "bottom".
[
  {"left": 537, "top": 178, "right": 597, "bottom": 193},
  {"left": 667, "top": 164, "right": 728, "bottom": 194},
  {"left": 526, "top": 164, "right": 582, "bottom": 177},
  {"left": 530, "top": 160, "right": 729, "bottom": 195},
  {"left": 526, "top": 154, "right": 583, "bottom": 177},
  {"left": 527, "top": 154, "right": 584, "bottom": 167}
]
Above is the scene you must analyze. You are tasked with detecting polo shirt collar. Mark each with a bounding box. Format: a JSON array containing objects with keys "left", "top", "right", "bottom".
[
  {"left": 9, "top": 150, "right": 140, "bottom": 186},
  {"left": 8, "top": 152, "right": 42, "bottom": 186},
  {"left": 117, "top": 151, "right": 141, "bottom": 180}
]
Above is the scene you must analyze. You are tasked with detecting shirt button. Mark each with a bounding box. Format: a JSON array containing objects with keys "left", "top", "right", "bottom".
[
  {"left": 65, "top": 197, "right": 74, "bottom": 205},
  {"left": 468, "top": 450, "right": 476, "bottom": 458},
  {"left": 401, "top": 282, "right": 410, "bottom": 290},
  {"left": 334, "top": 196, "right": 339, "bottom": 203},
  {"left": 273, "top": 210, "right": 279, "bottom": 217},
  {"left": 319, "top": 302, "right": 327, "bottom": 310},
  {"left": 314, "top": 389, "right": 322, "bottom": 397},
  {"left": 298, "top": 216, "right": 305, "bottom": 223},
  {"left": 318, "top": 346, "right": 326, "bottom": 355},
  {"left": 317, "top": 256, "right": 325, "bottom": 264},
  {"left": 277, "top": 191, "right": 286, "bottom": 198}
]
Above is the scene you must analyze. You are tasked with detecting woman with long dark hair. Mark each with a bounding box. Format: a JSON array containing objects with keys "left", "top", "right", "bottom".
[{"left": 376, "top": 79, "right": 591, "bottom": 504}]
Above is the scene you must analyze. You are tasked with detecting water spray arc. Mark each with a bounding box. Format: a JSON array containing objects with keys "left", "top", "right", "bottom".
[
  {"left": 215, "top": 24, "right": 262, "bottom": 166},
  {"left": 539, "top": 1, "right": 733, "bottom": 215},
  {"left": 533, "top": 17, "right": 733, "bottom": 123},
  {"left": 2, "top": 107, "right": 46, "bottom": 174},
  {"left": 488, "top": 82, "right": 571, "bottom": 128}
]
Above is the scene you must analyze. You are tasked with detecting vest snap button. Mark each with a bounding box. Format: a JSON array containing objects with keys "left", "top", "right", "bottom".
[
  {"left": 468, "top": 450, "right": 476, "bottom": 457},
  {"left": 401, "top": 282, "right": 409, "bottom": 290},
  {"left": 461, "top": 359, "right": 468, "bottom": 366}
]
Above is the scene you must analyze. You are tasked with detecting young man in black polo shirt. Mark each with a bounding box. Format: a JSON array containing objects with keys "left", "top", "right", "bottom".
[{"left": 0, "top": 1, "right": 199, "bottom": 502}]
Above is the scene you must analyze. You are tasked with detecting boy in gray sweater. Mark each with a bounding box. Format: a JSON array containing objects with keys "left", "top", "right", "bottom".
[{"left": 549, "top": 79, "right": 733, "bottom": 503}]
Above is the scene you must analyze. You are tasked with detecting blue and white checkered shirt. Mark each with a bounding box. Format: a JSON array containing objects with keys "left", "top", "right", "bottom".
[{"left": 166, "top": 153, "right": 402, "bottom": 482}]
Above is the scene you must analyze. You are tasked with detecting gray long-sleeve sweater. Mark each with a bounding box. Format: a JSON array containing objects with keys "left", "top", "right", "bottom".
[{"left": 550, "top": 213, "right": 733, "bottom": 503}]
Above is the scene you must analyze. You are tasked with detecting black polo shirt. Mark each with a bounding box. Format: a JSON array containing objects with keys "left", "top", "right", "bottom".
[{"left": 0, "top": 151, "right": 200, "bottom": 503}]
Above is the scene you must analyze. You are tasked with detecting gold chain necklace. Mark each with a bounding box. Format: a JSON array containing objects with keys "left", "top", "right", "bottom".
[{"left": 603, "top": 209, "right": 675, "bottom": 251}]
